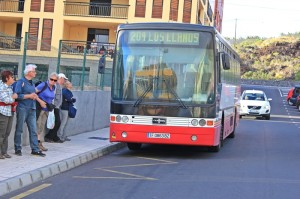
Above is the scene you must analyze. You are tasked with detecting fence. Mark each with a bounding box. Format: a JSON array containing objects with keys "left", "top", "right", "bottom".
[{"left": 0, "top": 32, "right": 114, "bottom": 91}]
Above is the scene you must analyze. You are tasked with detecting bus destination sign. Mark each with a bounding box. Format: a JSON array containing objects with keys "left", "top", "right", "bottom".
[{"left": 128, "top": 31, "right": 200, "bottom": 45}]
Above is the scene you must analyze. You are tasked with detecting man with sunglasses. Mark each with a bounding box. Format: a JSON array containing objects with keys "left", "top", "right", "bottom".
[
  {"left": 14, "top": 64, "right": 47, "bottom": 157},
  {"left": 45, "top": 73, "right": 68, "bottom": 143},
  {"left": 35, "top": 72, "right": 58, "bottom": 151}
]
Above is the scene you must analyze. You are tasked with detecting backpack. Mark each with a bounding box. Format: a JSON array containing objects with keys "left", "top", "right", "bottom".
[{"left": 36, "top": 81, "right": 48, "bottom": 94}]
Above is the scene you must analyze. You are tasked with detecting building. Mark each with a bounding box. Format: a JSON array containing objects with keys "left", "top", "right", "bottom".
[{"left": 0, "top": 0, "right": 222, "bottom": 88}]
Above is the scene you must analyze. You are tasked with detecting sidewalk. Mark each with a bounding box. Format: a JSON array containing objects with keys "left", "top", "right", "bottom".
[{"left": 0, "top": 128, "right": 125, "bottom": 197}]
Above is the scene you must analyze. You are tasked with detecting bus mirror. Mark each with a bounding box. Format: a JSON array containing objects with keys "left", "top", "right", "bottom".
[{"left": 221, "top": 53, "right": 230, "bottom": 70}]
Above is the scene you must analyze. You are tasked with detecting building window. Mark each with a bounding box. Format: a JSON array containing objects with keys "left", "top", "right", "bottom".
[
  {"left": 183, "top": 0, "right": 192, "bottom": 23},
  {"left": 152, "top": 0, "right": 163, "bottom": 18},
  {"left": 135, "top": 0, "right": 146, "bottom": 17},
  {"left": 169, "top": 0, "right": 178, "bottom": 21},
  {"left": 41, "top": 19, "right": 53, "bottom": 51},
  {"left": 28, "top": 18, "right": 39, "bottom": 50},
  {"left": 30, "top": 0, "right": 41, "bottom": 12},
  {"left": 44, "top": 0, "right": 55, "bottom": 12}
]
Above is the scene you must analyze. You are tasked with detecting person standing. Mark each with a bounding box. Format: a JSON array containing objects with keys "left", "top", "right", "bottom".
[
  {"left": 0, "top": 71, "right": 18, "bottom": 159},
  {"left": 14, "top": 64, "right": 46, "bottom": 157},
  {"left": 44, "top": 73, "right": 68, "bottom": 143},
  {"left": 35, "top": 72, "right": 57, "bottom": 151},
  {"left": 57, "top": 81, "right": 76, "bottom": 141}
]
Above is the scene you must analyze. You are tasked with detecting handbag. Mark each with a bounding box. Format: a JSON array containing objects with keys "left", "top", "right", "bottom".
[
  {"left": 68, "top": 105, "right": 77, "bottom": 118},
  {"left": 47, "top": 110, "right": 55, "bottom": 129}
]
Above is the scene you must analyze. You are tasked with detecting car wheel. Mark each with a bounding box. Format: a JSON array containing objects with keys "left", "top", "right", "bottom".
[
  {"left": 127, "top": 143, "right": 142, "bottom": 150},
  {"left": 265, "top": 114, "right": 270, "bottom": 120},
  {"left": 239, "top": 115, "right": 242, "bottom": 119},
  {"left": 288, "top": 99, "right": 293, "bottom": 106}
]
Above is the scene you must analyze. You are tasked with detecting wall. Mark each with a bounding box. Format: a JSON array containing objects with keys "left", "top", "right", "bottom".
[{"left": 7, "top": 90, "right": 111, "bottom": 150}]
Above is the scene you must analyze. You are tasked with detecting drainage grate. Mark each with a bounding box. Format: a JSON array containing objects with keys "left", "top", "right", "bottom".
[{"left": 88, "top": 137, "right": 109, "bottom": 140}]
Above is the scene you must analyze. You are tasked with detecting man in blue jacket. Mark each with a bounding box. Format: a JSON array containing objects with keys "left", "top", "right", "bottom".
[{"left": 14, "top": 64, "right": 47, "bottom": 157}]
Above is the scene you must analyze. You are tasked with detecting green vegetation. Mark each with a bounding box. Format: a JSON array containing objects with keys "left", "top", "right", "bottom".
[{"left": 229, "top": 33, "right": 300, "bottom": 80}]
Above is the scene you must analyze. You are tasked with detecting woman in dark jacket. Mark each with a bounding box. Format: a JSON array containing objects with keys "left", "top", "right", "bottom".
[{"left": 57, "top": 81, "right": 76, "bottom": 141}]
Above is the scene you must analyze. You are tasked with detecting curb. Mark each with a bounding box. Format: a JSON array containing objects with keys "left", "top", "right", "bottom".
[{"left": 0, "top": 142, "right": 126, "bottom": 197}]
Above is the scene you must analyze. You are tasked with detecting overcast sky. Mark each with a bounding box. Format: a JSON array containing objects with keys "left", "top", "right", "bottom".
[{"left": 222, "top": 0, "right": 300, "bottom": 38}]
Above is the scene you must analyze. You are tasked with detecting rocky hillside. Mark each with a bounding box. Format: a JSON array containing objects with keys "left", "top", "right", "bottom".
[{"left": 232, "top": 35, "right": 300, "bottom": 81}]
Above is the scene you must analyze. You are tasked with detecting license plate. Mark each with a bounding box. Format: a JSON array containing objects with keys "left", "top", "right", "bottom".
[
  {"left": 249, "top": 110, "right": 259, "bottom": 114},
  {"left": 147, "top": 133, "right": 170, "bottom": 139}
]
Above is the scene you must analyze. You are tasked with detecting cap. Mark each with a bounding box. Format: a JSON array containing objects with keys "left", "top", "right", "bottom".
[{"left": 58, "top": 73, "right": 68, "bottom": 80}]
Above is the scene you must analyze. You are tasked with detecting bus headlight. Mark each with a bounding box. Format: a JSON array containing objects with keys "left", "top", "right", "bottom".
[
  {"left": 122, "top": 116, "right": 129, "bottom": 123},
  {"left": 199, "top": 119, "right": 206, "bottom": 126},
  {"left": 116, "top": 115, "right": 121, "bottom": 122},
  {"left": 191, "top": 119, "right": 198, "bottom": 126}
]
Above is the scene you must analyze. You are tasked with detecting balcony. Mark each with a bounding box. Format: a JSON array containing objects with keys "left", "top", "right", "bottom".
[
  {"left": 61, "top": 40, "right": 115, "bottom": 56},
  {"left": 64, "top": 2, "right": 129, "bottom": 19},
  {"left": 0, "top": 35, "right": 22, "bottom": 50},
  {"left": 0, "top": 0, "right": 24, "bottom": 12}
]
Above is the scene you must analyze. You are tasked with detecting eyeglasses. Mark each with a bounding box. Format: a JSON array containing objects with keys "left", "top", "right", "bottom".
[{"left": 50, "top": 78, "right": 57, "bottom": 82}]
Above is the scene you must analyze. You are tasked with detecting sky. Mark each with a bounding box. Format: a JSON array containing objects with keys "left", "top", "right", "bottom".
[{"left": 222, "top": 0, "right": 300, "bottom": 38}]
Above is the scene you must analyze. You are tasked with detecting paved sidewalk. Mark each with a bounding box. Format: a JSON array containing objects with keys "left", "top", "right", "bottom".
[{"left": 0, "top": 128, "right": 125, "bottom": 197}]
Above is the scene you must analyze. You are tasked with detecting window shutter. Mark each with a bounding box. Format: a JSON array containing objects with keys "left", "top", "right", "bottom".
[
  {"left": 183, "top": 0, "right": 192, "bottom": 23},
  {"left": 152, "top": 0, "right": 163, "bottom": 18},
  {"left": 30, "top": 0, "right": 41, "bottom": 12},
  {"left": 28, "top": 18, "right": 39, "bottom": 50},
  {"left": 41, "top": 19, "right": 53, "bottom": 51},
  {"left": 135, "top": 0, "right": 146, "bottom": 17},
  {"left": 44, "top": 0, "right": 55, "bottom": 12},
  {"left": 169, "top": 0, "right": 178, "bottom": 21}
]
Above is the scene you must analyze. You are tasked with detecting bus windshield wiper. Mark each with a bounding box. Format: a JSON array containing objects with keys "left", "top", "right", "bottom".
[
  {"left": 133, "top": 84, "right": 153, "bottom": 107},
  {"left": 163, "top": 79, "right": 187, "bottom": 109}
]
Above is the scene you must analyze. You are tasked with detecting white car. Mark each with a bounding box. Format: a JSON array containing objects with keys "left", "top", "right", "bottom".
[{"left": 240, "top": 90, "right": 272, "bottom": 120}]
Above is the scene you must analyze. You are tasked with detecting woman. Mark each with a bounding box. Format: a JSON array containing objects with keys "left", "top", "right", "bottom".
[
  {"left": 57, "top": 81, "right": 76, "bottom": 142},
  {"left": 0, "top": 70, "right": 18, "bottom": 159},
  {"left": 35, "top": 72, "right": 57, "bottom": 151}
]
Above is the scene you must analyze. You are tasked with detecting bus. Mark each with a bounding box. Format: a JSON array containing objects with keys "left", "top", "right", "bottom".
[{"left": 109, "top": 23, "right": 241, "bottom": 152}]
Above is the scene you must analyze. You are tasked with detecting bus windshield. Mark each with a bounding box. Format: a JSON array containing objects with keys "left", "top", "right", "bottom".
[{"left": 112, "top": 29, "right": 215, "bottom": 106}]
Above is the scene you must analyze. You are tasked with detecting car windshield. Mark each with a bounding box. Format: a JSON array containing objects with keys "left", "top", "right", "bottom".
[{"left": 243, "top": 93, "right": 265, "bottom": 101}]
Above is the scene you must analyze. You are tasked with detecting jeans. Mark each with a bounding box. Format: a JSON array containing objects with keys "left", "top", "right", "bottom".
[
  {"left": 57, "top": 110, "right": 69, "bottom": 140},
  {"left": 14, "top": 106, "right": 39, "bottom": 152}
]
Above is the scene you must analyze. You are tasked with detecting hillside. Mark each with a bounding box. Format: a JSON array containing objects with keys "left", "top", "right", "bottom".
[{"left": 232, "top": 35, "right": 300, "bottom": 81}]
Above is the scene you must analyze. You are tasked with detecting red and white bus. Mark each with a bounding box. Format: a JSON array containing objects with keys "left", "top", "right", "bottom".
[{"left": 109, "top": 23, "right": 241, "bottom": 152}]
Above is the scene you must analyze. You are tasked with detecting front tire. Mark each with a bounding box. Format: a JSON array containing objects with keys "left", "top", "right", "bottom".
[
  {"left": 209, "top": 124, "right": 223, "bottom": 152},
  {"left": 127, "top": 143, "right": 142, "bottom": 150},
  {"left": 288, "top": 99, "right": 293, "bottom": 106},
  {"left": 264, "top": 114, "right": 270, "bottom": 120}
]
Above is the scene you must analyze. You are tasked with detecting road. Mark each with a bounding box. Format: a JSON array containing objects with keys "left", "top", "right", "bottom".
[{"left": 5, "top": 85, "right": 300, "bottom": 199}]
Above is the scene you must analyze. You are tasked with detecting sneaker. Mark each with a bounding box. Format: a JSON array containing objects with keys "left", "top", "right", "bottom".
[
  {"left": 31, "top": 151, "right": 46, "bottom": 157},
  {"left": 39, "top": 142, "right": 48, "bottom": 151},
  {"left": 44, "top": 138, "right": 54, "bottom": 143},
  {"left": 3, "top": 154, "right": 11, "bottom": 158},
  {"left": 64, "top": 137, "right": 71, "bottom": 141},
  {"left": 54, "top": 139, "right": 64, "bottom": 143},
  {"left": 0, "top": 155, "right": 5, "bottom": 159},
  {"left": 15, "top": 150, "right": 22, "bottom": 156}
]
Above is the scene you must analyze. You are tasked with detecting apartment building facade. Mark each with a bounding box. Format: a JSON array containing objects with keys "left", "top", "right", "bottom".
[{"left": 0, "top": 0, "right": 223, "bottom": 87}]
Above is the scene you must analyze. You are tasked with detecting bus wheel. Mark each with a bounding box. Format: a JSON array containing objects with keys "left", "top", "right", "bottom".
[
  {"left": 127, "top": 143, "right": 142, "bottom": 150},
  {"left": 209, "top": 124, "right": 223, "bottom": 152}
]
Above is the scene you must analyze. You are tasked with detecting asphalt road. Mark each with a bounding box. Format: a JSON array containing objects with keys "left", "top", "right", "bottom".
[{"left": 5, "top": 85, "right": 300, "bottom": 199}]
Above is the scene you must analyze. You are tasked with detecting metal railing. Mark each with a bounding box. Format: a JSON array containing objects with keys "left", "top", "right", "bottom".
[
  {"left": 0, "top": 0, "right": 24, "bottom": 12},
  {"left": 61, "top": 40, "right": 115, "bottom": 56},
  {"left": 64, "top": 2, "right": 129, "bottom": 19},
  {"left": 0, "top": 35, "right": 22, "bottom": 50}
]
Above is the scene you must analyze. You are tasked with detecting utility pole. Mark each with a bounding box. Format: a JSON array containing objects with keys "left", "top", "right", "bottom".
[{"left": 234, "top": 19, "right": 237, "bottom": 46}]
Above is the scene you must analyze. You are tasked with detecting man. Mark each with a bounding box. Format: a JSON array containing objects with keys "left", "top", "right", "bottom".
[
  {"left": 14, "top": 64, "right": 46, "bottom": 157},
  {"left": 45, "top": 73, "right": 68, "bottom": 142}
]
